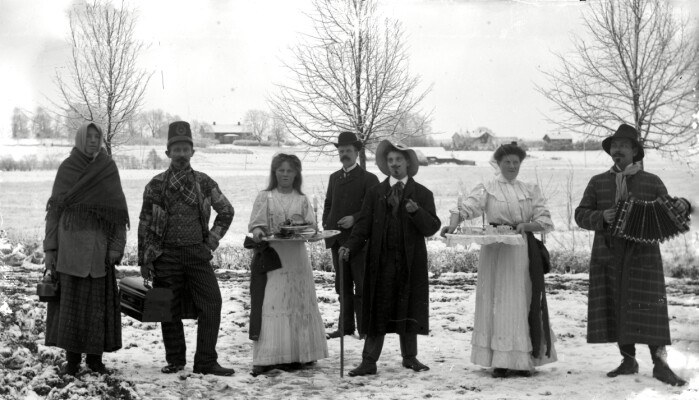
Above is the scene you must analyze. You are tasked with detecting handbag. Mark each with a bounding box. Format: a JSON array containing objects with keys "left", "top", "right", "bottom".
[{"left": 36, "top": 269, "right": 60, "bottom": 302}]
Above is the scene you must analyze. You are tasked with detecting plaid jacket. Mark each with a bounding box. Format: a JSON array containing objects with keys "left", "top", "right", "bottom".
[
  {"left": 574, "top": 169, "right": 687, "bottom": 345},
  {"left": 137, "top": 168, "right": 234, "bottom": 266}
]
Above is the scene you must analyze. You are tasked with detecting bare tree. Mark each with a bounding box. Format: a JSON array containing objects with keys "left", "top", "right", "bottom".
[
  {"left": 11, "top": 108, "right": 31, "bottom": 139},
  {"left": 398, "top": 112, "right": 433, "bottom": 147},
  {"left": 32, "top": 107, "right": 57, "bottom": 139},
  {"left": 244, "top": 109, "right": 270, "bottom": 142},
  {"left": 537, "top": 0, "right": 699, "bottom": 162},
  {"left": 140, "top": 109, "right": 168, "bottom": 138},
  {"left": 269, "top": 0, "right": 431, "bottom": 167},
  {"left": 269, "top": 115, "right": 288, "bottom": 146},
  {"left": 55, "top": 0, "right": 151, "bottom": 155}
]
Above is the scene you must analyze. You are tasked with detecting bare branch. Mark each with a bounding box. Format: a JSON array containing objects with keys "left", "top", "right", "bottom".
[
  {"left": 268, "top": 0, "right": 431, "bottom": 167},
  {"left": 53, "top": 0, "right": 152, "bottom": 155},
  {"left": 536, "top": 0, "right": 699, "bottom": 163}
]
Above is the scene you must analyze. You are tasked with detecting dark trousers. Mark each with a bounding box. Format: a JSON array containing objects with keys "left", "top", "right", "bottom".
[
  {"left": 154, "top": 249, "right": 222, "bottom": 368},
  {"left": 331, "top": 244, "right": 366, "bottom": 333},
  {"left": 361, "top": 333, "right": 418, "bottom": 365}
]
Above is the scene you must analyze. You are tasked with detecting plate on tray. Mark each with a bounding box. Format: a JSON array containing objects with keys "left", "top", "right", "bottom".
[
  {"left": 279, "top": 224, "right": 314, "bottom": 232},
  {"left": 263, "top": 230, "right": 341, "bottom": 242}
]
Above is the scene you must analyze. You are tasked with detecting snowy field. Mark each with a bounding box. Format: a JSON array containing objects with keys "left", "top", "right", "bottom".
[
  {"left": 1, "top": 144, "right": 698, "bottom": 399},
  {"left": 1, "top": 144, "right": 697, "bottom": 248},
  {"left": 0, "top": 253, "right": 698, "bottom": 399}
]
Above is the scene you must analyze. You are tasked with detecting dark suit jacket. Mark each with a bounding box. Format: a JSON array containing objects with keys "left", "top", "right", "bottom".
[
  {"left": 344, "top": 177, "right": 441, "bottom": 336},
  {"left": 323, "top": 165, "right": 379, "bottom": 248}
]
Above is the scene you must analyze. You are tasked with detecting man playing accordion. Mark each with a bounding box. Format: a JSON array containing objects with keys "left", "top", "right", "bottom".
[{"left": 575, "top": 124, "right": 691, "bottom": 387}]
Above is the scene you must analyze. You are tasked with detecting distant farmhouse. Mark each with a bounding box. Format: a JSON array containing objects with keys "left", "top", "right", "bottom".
[
  {"left": 211, "top": 122, "right": 253, "bottom": 144},
  {"left": 543, "top": 132, "right": 573, "bottom": 145},
  {"left": 542, "top": 132, "right": 574, "bottom": 150},
  {"left": 451, "top": 127, "right": 518, "bottom": 150}
]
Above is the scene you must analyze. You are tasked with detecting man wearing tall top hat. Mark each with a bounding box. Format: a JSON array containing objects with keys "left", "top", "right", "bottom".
[
  {"left": 323, "top": 131, "right": 379, "bottom": 339},
  {"left": 137, "top": 121, "right": 236, "bottom": 376},
  {"left": 575, "top": 123, "right": 691, "bottom": 386},
  {"left": 339, "top": 140, "right": 440, "bottom": 376}
]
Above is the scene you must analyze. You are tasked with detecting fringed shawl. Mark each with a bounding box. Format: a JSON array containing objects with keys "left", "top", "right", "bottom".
[{"left": 46, "top": 147, "right": 129, "bottom": 233}]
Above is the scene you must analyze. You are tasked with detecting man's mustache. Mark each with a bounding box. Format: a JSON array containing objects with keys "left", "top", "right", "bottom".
[
  {"left": 612, "top": 152, "right": 625, "bottom": 158},
  {"left": 340, "top": 156, "right": 350, "bottom": 161}
]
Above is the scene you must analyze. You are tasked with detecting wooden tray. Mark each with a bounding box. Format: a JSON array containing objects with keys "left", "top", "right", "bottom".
[{"left": 263, "top": 230, "right": 341, "bottom": 243}]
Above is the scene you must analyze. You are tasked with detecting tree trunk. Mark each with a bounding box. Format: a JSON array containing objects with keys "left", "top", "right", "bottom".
[{"left": 359, "top": 148, "right": 367, "bottom": 169}]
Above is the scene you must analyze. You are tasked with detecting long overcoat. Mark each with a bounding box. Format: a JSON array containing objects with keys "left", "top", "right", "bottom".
[
  {"left": 344, "top": 177, "right": 441, "bottom": 336},
  {"left": 575, "top": 169, "right": 680, "bottom": 345}
]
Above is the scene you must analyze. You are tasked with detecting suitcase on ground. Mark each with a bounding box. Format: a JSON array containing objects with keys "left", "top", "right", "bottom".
[{"left": 119, "top": 276, "right": 174, "bottom": 322}]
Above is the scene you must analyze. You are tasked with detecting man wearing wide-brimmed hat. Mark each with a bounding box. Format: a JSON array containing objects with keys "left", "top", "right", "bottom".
[
  {"left": 575, "top": 123, "right": 691, "bottom": 386},
  {"left": 339, "top": 140, "right": 441, "bottom": 376},
  {"left": 138, "top": 121, "right": 236, "bottom": 376},
  {"left": 323, "top": 131, "right": 379, "bottom": 339}
]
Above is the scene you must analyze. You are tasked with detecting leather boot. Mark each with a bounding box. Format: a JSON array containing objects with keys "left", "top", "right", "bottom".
[
  {"left": 86, "top": 353, "right": 109, "bottom": 375},
  {"left": 607, "top": 357, "right": 638, "bottom": 377},
  {"left": 193, "top": 362, "right": 235, "bottom": 376},
  {"left": 402, "top": 357, "right": 429, "bottom": 372},
  {"left": 63, "top": 351, "right": 81, "bottom": 376},
  {"left": 650, "top": 346, "right": 687, "bottom": 387},
  {"left": 348, "top": 361, "right": 377, "bottom": 377},
  {"left": 492, "top": 368, "right": 508, "bottom": 378},
  {"left": 607, "top": 343, "right": 639, "bottom": 378}
]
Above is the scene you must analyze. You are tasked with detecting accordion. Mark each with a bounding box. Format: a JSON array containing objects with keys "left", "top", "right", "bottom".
[{"left": 611, "top": 195, "right": 690, "bottom": 243}]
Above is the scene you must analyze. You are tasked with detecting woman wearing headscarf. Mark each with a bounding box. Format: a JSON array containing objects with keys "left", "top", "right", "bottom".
[
  {"left": 43, "top": 122, "right": 129, "bottom": 375},
  {"left": 441, "top": 143, "right": 557, "bottom": 378},
  {"left": 247, "top": 153, "right": 328, "bottom": 376}
]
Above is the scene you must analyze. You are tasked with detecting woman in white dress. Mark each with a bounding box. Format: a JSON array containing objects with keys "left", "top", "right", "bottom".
[
  {"left": 248, "top": 153, "right": 329, "bottom": 375},
  {"left": 441, "top": 143, "right": 557, "bottom": 377}
]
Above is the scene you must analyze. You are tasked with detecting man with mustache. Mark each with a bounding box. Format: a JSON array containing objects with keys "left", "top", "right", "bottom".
[
  {"left": 339, "top": 140, "right": 440, "bottom": 376},
  {"left": 575, "top": 124, "right": 691, "bottom": 386},
  {"left": 138, "top": 121, "right": 236, "bottom": 376},
  {"left": 323, "top": 132, "right": 379, "bottom": 339}
]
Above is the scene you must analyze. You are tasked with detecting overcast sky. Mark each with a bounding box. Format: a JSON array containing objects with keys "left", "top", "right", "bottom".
[{"left": 1, "top": 0, "right": 697, "bottom": 141}]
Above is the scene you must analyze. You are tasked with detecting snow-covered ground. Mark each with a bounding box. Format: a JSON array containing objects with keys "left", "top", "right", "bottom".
[{"left": 1, "top": 255, "right": 698, "bottom": 400}]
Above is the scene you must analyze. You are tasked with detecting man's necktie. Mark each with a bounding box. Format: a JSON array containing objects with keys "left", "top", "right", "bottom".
[{"left": 388, "top": 182, "right": 404, "bottom": 216}]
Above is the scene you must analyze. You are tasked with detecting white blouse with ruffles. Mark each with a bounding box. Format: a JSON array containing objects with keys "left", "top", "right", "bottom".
[{"left": 452, "top": 175, "right": 554, "bottom": 233}]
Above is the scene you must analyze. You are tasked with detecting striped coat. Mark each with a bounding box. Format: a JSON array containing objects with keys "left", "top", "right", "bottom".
[{"left": 575, "top": 169, "right": 675, "bottom": 345}]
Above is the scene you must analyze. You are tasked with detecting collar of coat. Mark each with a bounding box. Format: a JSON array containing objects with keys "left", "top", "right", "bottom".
[
  {"left": 381, "top": 176, "right": 416, "bottom": 198},
  {"left": 338, "top": 164, "right": 363, "bottom": 176}
]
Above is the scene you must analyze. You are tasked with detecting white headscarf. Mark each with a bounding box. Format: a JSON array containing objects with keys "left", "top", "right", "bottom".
[{"left": 74, "top": 122, "right": 103, "bottom": 158}]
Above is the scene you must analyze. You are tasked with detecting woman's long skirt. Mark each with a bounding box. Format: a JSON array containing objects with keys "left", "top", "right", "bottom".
[
  {"left": 253, "top": 241, "right": 328, "bottom": 366},
  {"left": 45, "top": 264, "right": 121, "bottom": 354},
  {"left": 470, "top": 242, "right": 557, "bottom": 370}
]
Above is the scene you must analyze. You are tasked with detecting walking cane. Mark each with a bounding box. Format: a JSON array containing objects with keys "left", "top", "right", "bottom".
[{"left": 338, "top": 255, "right": 345, "bottom": 377}]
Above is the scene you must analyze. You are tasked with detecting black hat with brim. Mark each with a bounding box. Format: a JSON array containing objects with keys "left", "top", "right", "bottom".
[
  {"left": 334, "top": 131, "right": 362, "bottom": 150},
  {"left": 602, "top": 123, "right": 644, "bottom": 162}
]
